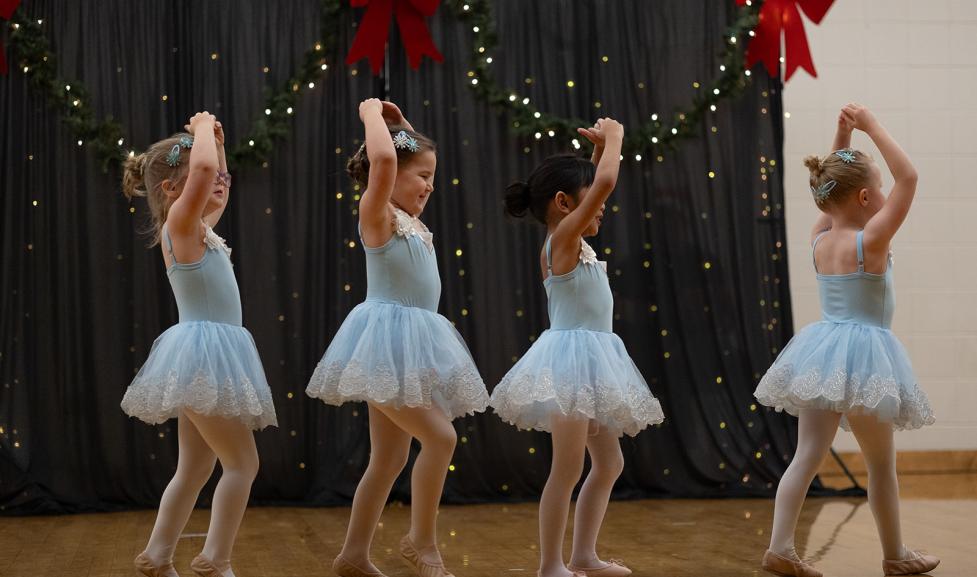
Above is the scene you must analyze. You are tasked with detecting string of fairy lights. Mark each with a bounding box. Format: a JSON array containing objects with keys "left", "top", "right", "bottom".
[
  {"left": 5, "top": 0, "right": 766, "bottom": 169},
  {"left": 3, "top": 0, "right": 792, "bottom": 494},
  {"left": 444, "top": 0, "right": 765, "bottom": 160},
  {"left": 5, "top": 0, "right": 346, "bottom": 171}
]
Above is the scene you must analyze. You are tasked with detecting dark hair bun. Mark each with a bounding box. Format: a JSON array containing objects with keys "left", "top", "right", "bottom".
[
  {"left": 346, "top": 144, "right": 370, "bottom": 188},
  {"left": 503, "top": 181, "right": 532, "bottom": 218}
]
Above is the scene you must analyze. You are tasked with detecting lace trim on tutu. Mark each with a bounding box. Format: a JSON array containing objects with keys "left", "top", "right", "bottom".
[
  {"left": 307, "top": 359, "right": 488, "bottom": 419},
  {"left": 121, "top": 369, "right": 277, "bottom": 430},
  {"left": 491, "top": 368, "right": 664, "bottom": 437},
  {"left": 755, "top": 364, "right": 935, "bottom": 431}
]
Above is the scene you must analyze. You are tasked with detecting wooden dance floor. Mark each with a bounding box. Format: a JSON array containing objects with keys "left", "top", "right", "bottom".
[{"left": 1, "top": 472, "right": 974, "bottom": 577}]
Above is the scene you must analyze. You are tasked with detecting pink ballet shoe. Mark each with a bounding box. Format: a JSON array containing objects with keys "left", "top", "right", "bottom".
[
  {"left": 568, "top": 559, "right": 632, "bottom": 577},
  {"left": 882, "top": 548, "right": 940, "bottom": 576},
  {"left": 761, "top": 549, "right": 822, "bottom": 577},
  {"left": 189, "top": 554, "right": 229, "bottom": 577},
  {"left": 333, "top": 555, "right": 390, "bottom": 577},
  {"left": 134, "top": 551, "right": 178, "bottom": 577},
  {"left": 400, "top": 535, "right": 455, "bottom": 577}
]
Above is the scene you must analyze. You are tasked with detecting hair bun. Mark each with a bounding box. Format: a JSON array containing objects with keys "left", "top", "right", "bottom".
[
  {"left": 503, "top": 181, "right": 532, "bottom": 218},
  {"left": 803, "top": 154, "right": 824, "bottom": 178},
  {"left": 346, "top": 144, "right": 371, "bottom": 188},
  {"left": 122, "top": 152, "right": 149, "bottom": 199}
]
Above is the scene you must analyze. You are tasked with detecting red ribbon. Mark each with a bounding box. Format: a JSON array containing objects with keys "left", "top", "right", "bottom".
[
  {"left": 346, "top": 0, "right": 444, "bottom": 74},
  {"left": 0, "top": 0, "right": 22, "bottom": 76},
  {"left": 737, "top": 0, "right": 834, "bottom": 81}
]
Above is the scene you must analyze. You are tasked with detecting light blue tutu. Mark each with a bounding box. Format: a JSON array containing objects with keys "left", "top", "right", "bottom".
[
  {"left": 755, "top": 230, "right": 934, "bottom": 431},
  {"left": 492, "top": 237, "right": 663, "bottom": 437},
  {"left": 754, "top": 320, "right": 934, "bottom": 431},
  {"left": 306, "top": 299, "right": 490, "bottom": 419},
  {"left": 490, "top": 328, "right": 665, "bottom": 437},
  {"left": 121, "top": 320, "right": 278, "bottom": 430},
  {"left": 308, "top": 208, "right": 488, "bottom": 419},
  {"left": 122, "top": 226, "right": 276, "bottom": 430}
]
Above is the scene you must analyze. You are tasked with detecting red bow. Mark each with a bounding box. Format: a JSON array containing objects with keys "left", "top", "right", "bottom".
[
  {"left": 1, "top": 0, "right": 22, "bottom": 76},
  {"left": 737, "top": 0, "right": 834, "bottom": 81},
  {"left": 346, "top": 0, "right": 444, "bottom": 74}
]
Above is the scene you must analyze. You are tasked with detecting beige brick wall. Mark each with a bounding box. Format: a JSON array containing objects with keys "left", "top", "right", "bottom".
[{"left": 782, "top": 0, "right": 977, "bottom": 450}]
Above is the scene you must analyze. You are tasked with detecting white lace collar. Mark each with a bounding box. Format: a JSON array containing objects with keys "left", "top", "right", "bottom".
[
  {"left": 203, "top": 224, "right": 232, "bottom": 258},
  {"left": 580, "top": 239, "right": 607, "bottom": 273},
  {"left": 580, "top": 239, "right": 598, "bottom": 265},
  {"left": 392, "top": 205, "right": 434, "bottom": 252}
]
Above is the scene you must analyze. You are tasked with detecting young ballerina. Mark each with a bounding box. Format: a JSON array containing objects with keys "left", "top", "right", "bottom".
[
  {"left": 121, "top": 112, "right": 277, "bottom": 577},
  {"left": 754, "top": 104, "right": 938, "bottom": 577},
  {"left": 490, "top": 118, "right": 665, "bottom": 577},
  {"left": 306, "top": 99, "right": 489, "bottom": 577}
]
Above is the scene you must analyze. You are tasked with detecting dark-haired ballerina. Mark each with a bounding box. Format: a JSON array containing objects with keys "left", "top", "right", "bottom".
[{"left": 491, "top": 118, "right": 664, "bottom": 577}]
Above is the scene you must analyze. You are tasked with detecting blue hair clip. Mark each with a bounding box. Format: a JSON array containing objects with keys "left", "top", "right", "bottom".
[
  {"left": 164, "top": 136, "right": 194, "bottom": 167},
  {"left": 834, "top": 149, "right": 856, "bottom": 163},
  {"left": 811, "top": 179, "right": 838, "bottom": 203},
  {"left": 165, "top": 144, "right": 182, "bottom": 167},
  {"left": 392, "top": 130, "right": 419, "bottom": 153}
]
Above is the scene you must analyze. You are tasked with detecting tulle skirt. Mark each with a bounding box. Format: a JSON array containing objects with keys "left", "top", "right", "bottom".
[
  {"left": 121, "top": 320, "right": 278, "bottom": 430},
  {"left": 490, "top": 328, "right": 664, "bottom": 437},
  {"left": 306, "top": 300, "right": 489, "bottom": 419},
  {"left": 754, "top": 320, "right": 934, "bottom": 431}
]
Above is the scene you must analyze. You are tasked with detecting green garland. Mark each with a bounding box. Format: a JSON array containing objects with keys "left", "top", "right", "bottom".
[
  {"left": 6, "top": 11, "right": 126, "bottom": 172},
  {"left": 6, "top": 0, "right": 347, "bottom": 171},
  {"left": 6, "top": 0, "right": 761, "bottom": 170},
  {"left": 227, "top": 0, "right": 346, "bottom": 166},
  {"left": 445, "top": 0, "right": 762, "bottom": 157}
]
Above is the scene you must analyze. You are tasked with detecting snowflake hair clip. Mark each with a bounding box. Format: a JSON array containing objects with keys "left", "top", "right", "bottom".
[
  {"left": 165, "top": 136, "right": 195, "bottom": 167},
  {"left": 811, "top": 179, "right": 838, "bottom": 203},
  {"left": 834, "top": 148, "right": 856, "bottom": 163},
  {"left": 165, "top": 144, "right": 182, "bottom": 167},
  {"left": 392, "top": 130, "right": 419, "bottom": 153}
]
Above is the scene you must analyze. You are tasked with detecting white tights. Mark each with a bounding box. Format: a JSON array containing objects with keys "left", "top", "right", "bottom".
[
  {"left": 769, "top": 409, "right": 905, "bottom": 561},
  {"left": 338, "top": 403, "right": 457, "bottom": 573},
  {"left": 143, "top": 411, "right": 259, "bottom": 577},
  {"left": 539, "top": 416, "right": 625, "bottom": 577}
]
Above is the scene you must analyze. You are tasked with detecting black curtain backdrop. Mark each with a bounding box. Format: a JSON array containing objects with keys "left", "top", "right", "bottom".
[{"left": 0, "top": 0, "right": 815, "bottom": 514}]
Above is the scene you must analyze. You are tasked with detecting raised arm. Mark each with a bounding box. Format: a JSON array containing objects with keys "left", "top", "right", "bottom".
[
  {"left": 204, "top": 121, "right": 229, "bottom": 228},
  {"left": 357, "top": 99, "right": 399, "bottom": 245},
  {"left": 581, "top": 120, "right": 605, "bottom": 166},
  {"left": 809, "top": 110, "right": 855, "bottom": 242},
  {"left": 831, "top": 109, "right": 853, "bottom": 151},
  {"left": 168, "top": 112, "right": 220, "bottom": 238},
  {"left": 551, "top": 118, "right": 624, "bottom": 253},
  {"left": 381, "top": 100, "right": 415, "bottom": 132},
  {"left": 852, "top": 104, "right": 918, "bottom": 247}
]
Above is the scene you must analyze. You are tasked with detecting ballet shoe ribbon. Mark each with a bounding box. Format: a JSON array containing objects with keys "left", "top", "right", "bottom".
[
  {"left": 737, "top": 0, "right": 834, "bottom": 81},
  {"left": 346, "top": 0, "right": 444, "bottom": 74}
]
